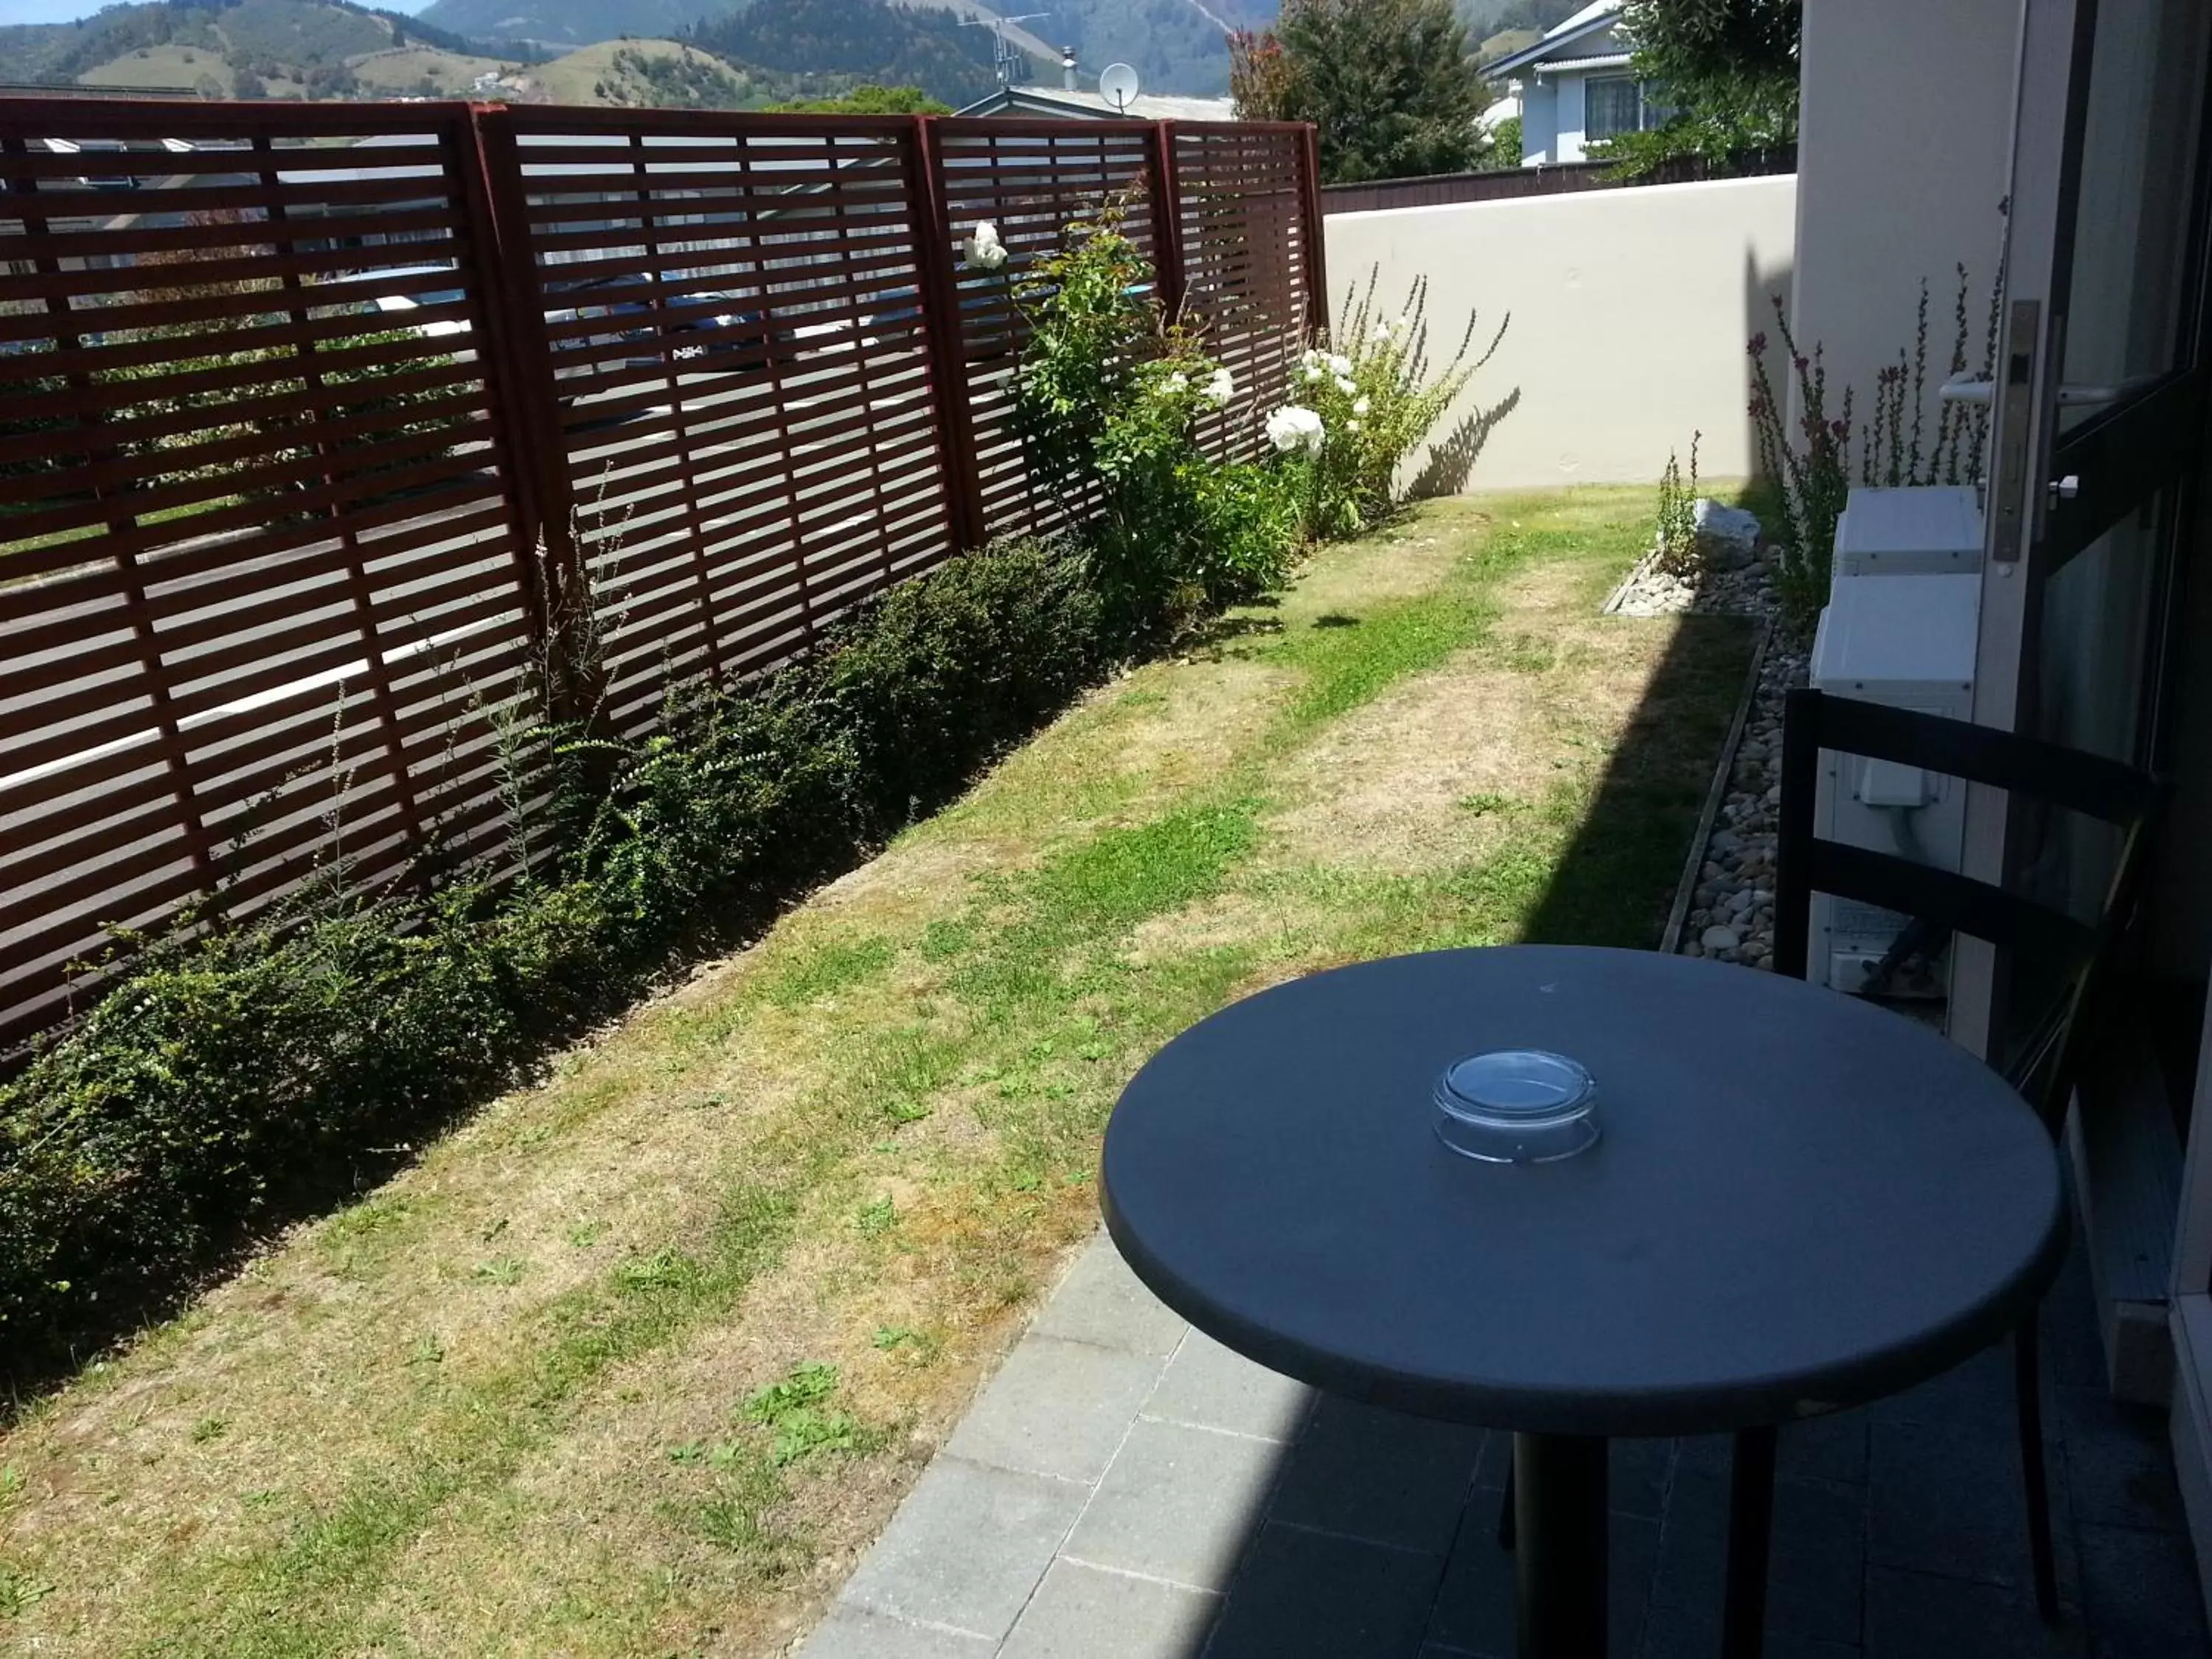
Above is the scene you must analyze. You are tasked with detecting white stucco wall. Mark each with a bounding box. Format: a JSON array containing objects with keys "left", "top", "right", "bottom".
[
  {"left": 1322, "top": 174, "right": 1798, "bottom": 491},
  {"left": 1521, "top": 78, "right": 1560, "bottom": 164},
  {"left": 1556, "top": 72, "right": 1591, "bottom": 162},
  {"left": 1790, "top": 0, "right": 2018, "bottom": 444}
]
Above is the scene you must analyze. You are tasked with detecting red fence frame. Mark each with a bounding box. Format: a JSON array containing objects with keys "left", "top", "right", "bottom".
[{"left": 0, "top": 98, "right": 1323, "bottom": 1054}]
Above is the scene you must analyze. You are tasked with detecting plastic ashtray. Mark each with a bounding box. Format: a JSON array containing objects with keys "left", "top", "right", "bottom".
[{"left": 1433, "top": 1049, "right": 1601, "bottom": 1163}]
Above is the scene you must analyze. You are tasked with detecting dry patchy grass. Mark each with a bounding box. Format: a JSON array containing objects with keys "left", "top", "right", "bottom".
[{"left": 0, "top": 487, "right": 1753, "bottom": 1655}]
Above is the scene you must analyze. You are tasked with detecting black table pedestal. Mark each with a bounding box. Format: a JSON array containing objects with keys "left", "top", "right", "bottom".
[{"left": 1513, "top": 1433, "right": 1607, "bottom": 1659}]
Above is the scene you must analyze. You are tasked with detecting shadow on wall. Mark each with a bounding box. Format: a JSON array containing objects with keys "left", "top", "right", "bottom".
[
  {"left": 1742, "top": 248, "right": 1793, "bottom": 497},
  {"left": 1409, "top": 386, "right": 1524, "bottom": 499}
]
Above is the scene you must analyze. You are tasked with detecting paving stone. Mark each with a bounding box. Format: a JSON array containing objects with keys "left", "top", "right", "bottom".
[
  {"left": 1062, "top": 1417, "right": 1288, "bottom": 1590},
  {"left": 1265, "top": 1397, "right": 1484, "bottom": 1554},
  {"left": 1861, "top": 1565, "right": 2087, "bottom": 1659},
  {"left": 1863, "top": 1347, "right": 2017, "bottom": 1441},
  {"left": 1141, "top": 1329, "right": 1314, "bottom": 1442},
  {"left": 1611, "top": 1437, "right": 1675, "bottom": 1520},
  {"left": 1030, "top": 1234, "right": 1189, "bottom": 1360},
  {"left": 797, "top": 1606, "right": 997, "bottom": 1658},
  {"left": 2051, "top": 1386, "right": 2186, "bottom": 1532},
  {"left": 2075, "top": 1521, "right": 2212, "bottom": 1659},
  {"left": 1206, "top": 1522, "right": 1445, "bottom": 1659},
  {"left": 1426, "top": 1506, "right": 1658, "bottom": 1658},
  {"left": 1778, "top": 1413, "right": 1870, "bottom": 1485},
  {"left": 1639, "top": 1613, "right": 1859, "bottom": 1659},
  {"left": 1867, "top": 1420, "right": 2034, "bottom": 1591},
  {"left": 841, "top": 1456, "right": 1088, "bottom": 1639},
  {"left": 1649, "top": 1468, "right": 1730, "bottom": 1613},
  {"left": 1000, "top": 1559, "right": 1221, "bottom": 1659},
  {"left": 945, "top": 1335, "right": 1165, "bottom": 1485},
  {"left": 1766, "top": 1476, "right": 1868, "bottom": 1646}
]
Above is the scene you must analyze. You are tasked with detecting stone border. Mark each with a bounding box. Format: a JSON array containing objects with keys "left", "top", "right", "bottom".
[{"left": 1659, "top": 620, "right": 1773, "bottom": 957}]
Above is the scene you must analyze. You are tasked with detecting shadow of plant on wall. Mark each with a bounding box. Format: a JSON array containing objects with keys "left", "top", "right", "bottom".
[{"left": 1410, "top": 384, "right": 1523, "bottom": 499}]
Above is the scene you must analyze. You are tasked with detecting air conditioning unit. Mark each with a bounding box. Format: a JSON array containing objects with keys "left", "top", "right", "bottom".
[
  {"left": 1834, "top": 485, "right": 1984, "bottom": 577},
  {"left": 1807, "top": 571, "right": 1981, "bottom": 991}
]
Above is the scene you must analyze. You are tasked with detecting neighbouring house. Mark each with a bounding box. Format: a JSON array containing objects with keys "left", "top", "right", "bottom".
[
  {"left": 958, "top": 49, "right": 1234, "bottom": 122},
  {"left": 956, "top": 84, "right": 1237, "bottom": 122},
  {"left": 1482, "top": 0, "right": 1664, "bottom": 165}
]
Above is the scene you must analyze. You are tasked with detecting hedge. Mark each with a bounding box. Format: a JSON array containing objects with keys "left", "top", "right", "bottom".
[{"left": 0, "top": 533, "right": 1108, "bottom": 1359}]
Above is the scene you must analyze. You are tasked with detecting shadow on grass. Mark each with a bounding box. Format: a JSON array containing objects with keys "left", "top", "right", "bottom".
[
  {"left": 1520, "top": 610, "right": 1757, "bottom": 948},
  {"left": 1145, "top": 599, "right": 1761, "bottom": 1659}
]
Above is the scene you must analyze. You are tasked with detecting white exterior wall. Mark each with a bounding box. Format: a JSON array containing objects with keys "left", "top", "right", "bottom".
[
  {"left": 1555, "top": 72, "right": 1591, "bottom": 162},
  {"left": 1520, "top": 78, "right": 1561, "bottom": 164},
  {"left": 1790, "top": 0, "right": 2018, "bottom": 445},
  {"left": 1323, "top": 174, "right": 1798, "bottom": 490}
]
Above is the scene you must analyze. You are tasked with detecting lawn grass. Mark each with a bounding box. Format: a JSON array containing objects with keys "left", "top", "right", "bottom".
[{"left": 0, "top": 487, "right": 1755, "bottom": 1656}]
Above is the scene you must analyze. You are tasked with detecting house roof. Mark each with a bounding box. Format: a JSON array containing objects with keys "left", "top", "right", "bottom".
[
  {"left": 1481, "top": 0, "right": 1624, "bottom": 79},
  {"left": 954, "top": 85, "right": 1239, "bottom": 123}
]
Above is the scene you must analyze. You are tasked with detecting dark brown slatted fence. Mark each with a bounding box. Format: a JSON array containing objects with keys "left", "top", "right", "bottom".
[{"left": 0, "top": 99, "right": 1321, "bottom": 1054}]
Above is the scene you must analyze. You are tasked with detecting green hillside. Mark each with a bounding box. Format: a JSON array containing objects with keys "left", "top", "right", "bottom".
[
  {"left": 413, "top": 0, "right": 703, "bottom": 48},
  {"left": 686, "top": 0, "right": 1006, "bottom": 107},
  {"left": 528, "top": 37, "right": 826, "bottom": 106}
]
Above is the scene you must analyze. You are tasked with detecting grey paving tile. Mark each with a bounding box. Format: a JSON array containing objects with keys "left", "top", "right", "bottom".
[
  {"left": 1141, "top": 1329, "right": 1314, "bottom": 1441},
  {"left": 1266, "top": 1397, "right": 1484, "bottom": 1554},
  {"left": 1860, "top": 1564, "right": 2086, "bottom": 1659},
  {"left": 945, "top": 1335, "right": 1165, "bottom": 1485},
  {"left": 1427, "top": 1506, "right": 1658, "bottom": 1659},
  {"left": 1779, "top": 1413, "right": 1870, "bottom": 1485},
  {"left": 1000, "top": 1559, "right": 1221, "bottom": 1659},
  {"left": 1031, "top": 1234, "right": 1189, "bottom": 1359},
  {"left": 2051, "top": 1386, "right": 2186, "bottom": 1532},
  {"left": 1640, "top": 1615, "right": 1859, "bottom": 1659},
  {"left": 1205, "top": 1522, "right": 1445, "bottom": 1659},
  {"left": 2075, "top": 1521, "right": 2212, "bottom": 1659},
  {"left": 1766, "top": 1476, "right": 1867, "bottom": 1646},
  {"left": 1611, "top": 1437, "right": 1675, "bottom": 1520},
  {"left": 1863, "top": 1347, "right": 2017, "bottom": 1441},
  {"left": 797, "top": 1605, "right": 997, "bottom": 1658},
  {"left": 841, "top": 1456, "right": 1088, "bottom": 1639},
  {"left": 1062, "top": 1416, "right": 1288, "bottom": 1590},
  {"left": 1649, "top": 1467, "right": 1730, "bottom": 1613},
  {"left": 1867, "top": 1420, "right": 2034, "bottom": 1590}
]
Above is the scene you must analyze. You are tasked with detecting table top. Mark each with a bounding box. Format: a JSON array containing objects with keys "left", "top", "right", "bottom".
[{"left": 1100, "top": 945, "right": 2067, "bottom": 1436}]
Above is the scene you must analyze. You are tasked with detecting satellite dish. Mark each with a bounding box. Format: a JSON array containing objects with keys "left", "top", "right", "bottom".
[{"left": 1098, "top": 61, "right": 1141, "bottom": 115}]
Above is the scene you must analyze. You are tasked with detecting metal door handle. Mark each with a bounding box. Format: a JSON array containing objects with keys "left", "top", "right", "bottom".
[{"left": 2047, "top": 474, "right": 2080, "bottom": 506}]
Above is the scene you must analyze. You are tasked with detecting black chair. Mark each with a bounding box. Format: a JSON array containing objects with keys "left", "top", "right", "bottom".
[
  {"left": 1493, "top": 689, "right": 2161, "bottom": 1643},
  {"left": 1711, "top": 687, "right": 2161, "bottom": 1656}
]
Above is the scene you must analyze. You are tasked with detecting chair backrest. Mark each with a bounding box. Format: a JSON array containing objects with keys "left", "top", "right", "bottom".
[{"left": 1775, "top": 687, "right": 2162, "bottom": 1127}]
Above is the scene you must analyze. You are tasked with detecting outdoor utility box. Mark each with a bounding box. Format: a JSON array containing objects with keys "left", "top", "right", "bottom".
[
  {"left": 1807, "top": 571, "right": 1982, "bottom": 992},
  {"left": 1834, "top": 486, "right": 1984, "bottom": 577}
]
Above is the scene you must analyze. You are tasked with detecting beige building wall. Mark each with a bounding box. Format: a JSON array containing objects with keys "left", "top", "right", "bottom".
[
  {"left": 1790, "top": 0, "right": 2019, "bottom": 449},
  {"left": 1321, "top": 175, "right": 1798, "bottom": 493}
]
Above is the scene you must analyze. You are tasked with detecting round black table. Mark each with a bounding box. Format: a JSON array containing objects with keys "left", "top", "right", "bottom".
[{"left": 1100, "top": 945, "right": 2066, "bottom": 1659}]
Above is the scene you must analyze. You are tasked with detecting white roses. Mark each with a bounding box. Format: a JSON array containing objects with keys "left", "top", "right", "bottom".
[
  {"left": 1203, "top": 366, "right": 1234, "bottom": 407},
  {"left": 963, "top": 221, "right": 1007, "bottom": 270},
  {"left": 1265, "top": 404, "right": 1326, "bottom": 456}
]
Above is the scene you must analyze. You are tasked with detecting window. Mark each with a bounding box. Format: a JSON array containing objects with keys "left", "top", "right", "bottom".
[{"left": 1584, "top": 75, "right": 1665, "bottom": 142}]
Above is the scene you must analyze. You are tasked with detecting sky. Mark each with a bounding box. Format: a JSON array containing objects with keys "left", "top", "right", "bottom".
[{"left": 0, "top": 0, "right": 435, "bottom": 21}]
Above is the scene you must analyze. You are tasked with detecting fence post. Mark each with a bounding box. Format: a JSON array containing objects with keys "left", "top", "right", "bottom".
[
  {"left": 1297, "top": 122, "right": 1330, "bottom": 344},
  {"left": 909, "top": 115, "right": 988, "bottom": 552},
  {"left": 1148, "top": 120, "right": 1187, "bottom": 327},
  {"left": 459, "top": 103, "right": 593, "bottom": 717}
]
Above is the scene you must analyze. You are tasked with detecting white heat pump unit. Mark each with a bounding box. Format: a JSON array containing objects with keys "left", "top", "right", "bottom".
[
  {"left": 1806, "top": 571, "right": 1981, "bottom": 992},
  {"left": 1833, "top": 485, "right": 1984, "bottom": 577}
]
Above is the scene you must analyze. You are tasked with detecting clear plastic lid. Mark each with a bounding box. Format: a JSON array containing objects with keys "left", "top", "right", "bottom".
[{"left": 1433, "top": 1049, "right": 1601, "bottom": 1163}]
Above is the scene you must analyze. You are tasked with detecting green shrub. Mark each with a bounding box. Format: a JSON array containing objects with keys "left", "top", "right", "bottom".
[
  {"left": 1273, "top": 269, "right": 1504, "bottom": 540},
  {"left": 0, "top": 533, "right": 1108, "bottom": 1357},
  {"left": 1011, "top": 193, "right": 1301, "bottom": 639},
  {"left": 1654, "top": 431, "right": 1701, "bottom": 577}
]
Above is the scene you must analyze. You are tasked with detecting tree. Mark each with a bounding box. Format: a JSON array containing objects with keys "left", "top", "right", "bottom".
[
  {"left": 1231, "top": 0, "right": 1488, "bottom": 184},
  {"left": 1595, "top": 0, "right": 1800, "bottom": 178},
  {"left": 764, "top": 84, "right": 950, "bottom": 114}
]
